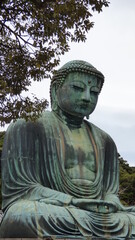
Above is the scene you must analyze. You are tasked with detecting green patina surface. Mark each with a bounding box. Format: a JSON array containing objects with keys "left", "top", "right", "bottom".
[{"left": 0, "top": 60, "right": 135, "bottom": 238}]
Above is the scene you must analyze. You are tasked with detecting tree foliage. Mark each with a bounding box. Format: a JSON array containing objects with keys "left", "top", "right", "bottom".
[
  {"left": 119, "top": 155, "right": 135, "bottom": 206},
  {"left": 0, "top": 0, "right": 110, "bottom": 126}
]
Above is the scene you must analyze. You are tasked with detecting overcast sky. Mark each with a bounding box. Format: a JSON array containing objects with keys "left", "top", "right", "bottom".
[{"left": 1, "top": 0, "right": 135, "bottom": 166}]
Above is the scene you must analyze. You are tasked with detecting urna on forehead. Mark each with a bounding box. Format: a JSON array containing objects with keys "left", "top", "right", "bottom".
[{"left": 51, "top": 60, "right": 105, "bottom": 87}]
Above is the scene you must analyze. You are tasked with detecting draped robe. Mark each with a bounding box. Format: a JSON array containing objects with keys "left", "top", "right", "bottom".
[{"left": 0, "top": 111, "right": 135, "bottom": 238}]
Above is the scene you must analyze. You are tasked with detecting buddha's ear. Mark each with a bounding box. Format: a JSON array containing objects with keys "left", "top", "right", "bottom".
[
  {"left": 51, "top": 83, "right": 58, "bottom": 111},
  {"left": 98, "top": 79, "right": 102, "bottom": 93}
]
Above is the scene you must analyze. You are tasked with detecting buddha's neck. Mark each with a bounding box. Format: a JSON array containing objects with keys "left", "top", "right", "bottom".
[{"left": 53, "top": 108, "right": 83, "bottom": 128}]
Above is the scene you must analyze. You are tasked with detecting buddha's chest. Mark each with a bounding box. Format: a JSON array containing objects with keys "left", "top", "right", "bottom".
[{"left": 62, "top": 126, "right": 97, "bottom": 181}]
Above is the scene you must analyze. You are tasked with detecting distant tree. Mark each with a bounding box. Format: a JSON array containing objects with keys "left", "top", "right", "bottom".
[
  {"left": 0, "top": 0, "right": 110, "bottom": 126},
  {"left": 119, "top": 154, "right": 135, "bottom": 206}
]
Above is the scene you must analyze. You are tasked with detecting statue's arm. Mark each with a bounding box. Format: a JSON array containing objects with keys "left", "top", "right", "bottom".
[
  {"left": 25, "top": 184, "right": 73, "bottom": 206},
  {"left": 102, "top": 134, "right": 126, "bottom": 211},
  {"left": 104, "top": 193, "right": 135, "bottom": 212},
  {"left": 1, "top": 120, "right": 73, "bottom": 210}
]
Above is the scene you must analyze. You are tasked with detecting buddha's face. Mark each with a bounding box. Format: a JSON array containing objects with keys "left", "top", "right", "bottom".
[{"left": 56, "top": 72, "right": 101, "bottom": 118}]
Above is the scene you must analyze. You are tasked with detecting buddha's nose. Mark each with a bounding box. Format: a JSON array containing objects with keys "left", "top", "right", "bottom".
[{"left": 82, "top": 89, "right": 91, "bottom": 102}]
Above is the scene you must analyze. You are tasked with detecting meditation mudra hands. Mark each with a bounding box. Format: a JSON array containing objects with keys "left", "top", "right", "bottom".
[
  {"left": 71, "top": 198, "right": 118, "bottom": 213},
  {"left": 39, "top": 196, "right": 118, "bottom": 213}
]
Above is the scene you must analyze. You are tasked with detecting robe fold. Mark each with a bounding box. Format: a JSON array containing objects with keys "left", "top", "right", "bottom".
[{"left": 0, "top": 111, "right": 135, "bottom": 238}]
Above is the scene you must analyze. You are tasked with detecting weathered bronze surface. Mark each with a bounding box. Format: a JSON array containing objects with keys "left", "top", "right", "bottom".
[{"left": 0, "top": 60, "right": 135, "bottom": 238}]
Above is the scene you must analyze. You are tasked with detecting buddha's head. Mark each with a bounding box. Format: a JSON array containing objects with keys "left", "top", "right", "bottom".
[{"left": 50, "top": 60, "right": 104, "bottom": 119}]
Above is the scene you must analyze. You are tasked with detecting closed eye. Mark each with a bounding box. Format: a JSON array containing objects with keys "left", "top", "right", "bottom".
[
  {"left": 72, "top": 85, "right": 84, "bottom": 91},
  {"left": 91, "top": 90, "right": 99, "bottom": 95},
  {"left": 90, "top": 87, "right": 100, "bottom": 96}
]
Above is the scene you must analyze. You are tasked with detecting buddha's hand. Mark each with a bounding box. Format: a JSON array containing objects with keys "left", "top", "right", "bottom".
[
  {"left": 71, "top": 198, "right": 117, "bottom": 213},
  {"left": 39, "top": 199, "right": 63, "bottom": 206}
]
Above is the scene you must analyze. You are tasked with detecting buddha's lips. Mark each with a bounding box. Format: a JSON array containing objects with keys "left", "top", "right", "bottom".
[{"left": 79, "top": 103, "right": 93, "bottom": 109}]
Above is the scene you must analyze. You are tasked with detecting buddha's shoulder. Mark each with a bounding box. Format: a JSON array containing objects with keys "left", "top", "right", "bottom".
[
  {"left": 38, "top": 110, "right": 54, "bottom": 122},
  {"left": 85, "top": 120, "right": 116, "bottom": 144},
  {"left": 6, "top": 111, "right": 53, "bottom": 133}
]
